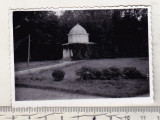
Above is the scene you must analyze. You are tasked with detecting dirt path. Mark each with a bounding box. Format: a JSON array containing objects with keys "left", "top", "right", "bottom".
[
  {"left": 15, "top": 61, "right": 78, "bottom": 75},
  {"left": 15, "top": 87, "right": 149, "bottom": 101},
  {"left": 15, "top": 87, "right": 100, "bottom": 101}
]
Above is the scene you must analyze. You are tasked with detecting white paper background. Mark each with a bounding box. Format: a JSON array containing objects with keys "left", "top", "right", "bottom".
[{"left": 0, "top": 0, "right": 159, "bottom": 106}]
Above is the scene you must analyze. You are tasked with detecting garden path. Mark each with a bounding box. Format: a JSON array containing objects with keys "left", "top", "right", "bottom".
[
  {"left": 16, "top": 87, "right": 100, "bottom": 101},
  {"left": 15, "top": 61, "right": 78, "bottom": 75}
]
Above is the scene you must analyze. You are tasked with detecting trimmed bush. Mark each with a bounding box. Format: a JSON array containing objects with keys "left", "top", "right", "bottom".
[
  {"left": 102, "top": 67, "right": 123, "bottom": 80},
  {"left": 122, "top": 67, "right": 146, "bottom": 79},
  {"left": 52, "top": 69, "right": 65, "bottom": 81},
  {"left": 76, "top": 66, "right": 147, "bottom": 80},
  {"left": 101, "top": 68, "right": 111, "bottom": 80},
  {"left": 108, "top": 67, "right": 123, "bottom": 80},
  {"left": 76, "top": 66, "right": 101, "bottom": 80}
]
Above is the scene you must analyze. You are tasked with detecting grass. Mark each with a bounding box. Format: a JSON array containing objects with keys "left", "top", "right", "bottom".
[{"left": 15, "top": 58, "right": 149, "bottom": 98}]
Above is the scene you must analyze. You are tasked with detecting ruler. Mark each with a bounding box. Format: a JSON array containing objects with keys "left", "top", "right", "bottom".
[{"left": 0, "top": 107, "right": 160, "bottom": 120}]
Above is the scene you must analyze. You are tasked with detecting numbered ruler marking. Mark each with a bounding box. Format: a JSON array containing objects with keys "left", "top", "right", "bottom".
[{"left": 0, "top": 107, "right": 160, "bottom": 120}]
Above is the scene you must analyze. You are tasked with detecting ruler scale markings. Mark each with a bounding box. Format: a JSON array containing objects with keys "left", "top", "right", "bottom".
[
  {"left": 44, "top": 107, "right": 46, "bottom": 112},
  {"left": 28, "top": 107, "right": 30, "bottom": 113},
  {"left": 69, "top": 107, "right": 71, "bottom": 112},
  {"left": 29, "top": 107, "right": 31, "bottom": 112},
  {"left": 33, "top": 108, "right": 35, "bottom": 113},
  {"left": 42, "top": 107, "right": 43, "bottom": 112},
  {"left": 58, "top": 107, "right": 62, "bottom": 112},
  {"left": 48, "top": 107, "right": 50, "bottom": 112},
  {"left": 6, "top": 107, "right": 8, "bottom": 113},
  {"left": 52, "top": 107, "right": 54, "bottom": 112},
  {"left": 156, "top": 107, "right": 157, "bottom": 112},
  {"left": 19, "top": 107, "right": 21, "bottom": 113},
  {"left": 43, "top": 107, "right": 44, "bottom": 112},
  {"left": 26, "top": 107, "right": 28, "bottom": 112},
  {"left": 9, "top": 107, "right": 11, "bottom": 112},
  {"left": 38, "top": 107, "right": 40, "bottom": 113},
  {"left": 1, "top": 107, "right": 160, "bottom": 119},
  {"left": 2, "top": 107, "right": 4, "bottom": 112},
  {"left": 3, "top": 107, "right": 5, "bottom": 113},
  {"left": 59, "top": 107, "right": 60, "bottom": 112},
  {"left": 43, "top": 107, "right": 44, "bottom": 113},
  {"left": 149, "top": 107, "right": 151, "bottom": 112},
  {"left": 34, "top": 107, "right": 36, "bottom": 113},
  {"left": 10, "top": 107, "right": 12, "bottom": 112},
  {"left": 46, "top": 107, "right": 48, "bottom": 113},
  {"left": 61, "top": 107, "right": 64, "bottom": 113},
  {"left": 37, "top": 107, "right": 39, "bottom": 113},
  {"left": 5, "top": 107, "right": 8, "bottom": 112},
  {"left": 64, "top": 107, "right": 66, "bottom": 112},
  {"left": 130, "top": 107, "right": 132, "bottom": 113},
  {"left": 52, "top": 107, "right": 53, "bottom": 112},
  {"left": 48, "top": 107, "right": 50, "bottom": 113},
  {"left": 67, "top": 107, "right": 68, "bottom": 112}
]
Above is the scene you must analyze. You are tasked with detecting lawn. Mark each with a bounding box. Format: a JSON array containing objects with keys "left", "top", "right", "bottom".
[{"left": 15, "top": 58, "right": 150, "bottom": 100}]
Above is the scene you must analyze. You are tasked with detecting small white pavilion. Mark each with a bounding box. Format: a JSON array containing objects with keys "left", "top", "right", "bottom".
[{"left": 62, "top": 23, "right": 95, "bottom": 60}]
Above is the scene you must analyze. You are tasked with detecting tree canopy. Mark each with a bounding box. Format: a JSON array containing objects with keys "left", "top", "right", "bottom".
[{"left": 13, "top": 8, "right": 148, "bottom": 61}]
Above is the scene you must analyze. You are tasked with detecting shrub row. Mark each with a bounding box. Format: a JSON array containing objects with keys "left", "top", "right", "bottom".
[
  {"left": 76, "top": 66, "right": 147, "bottom": 80},
  {"left": 51, "top": 66, "right": 147, "bottom": 81}
]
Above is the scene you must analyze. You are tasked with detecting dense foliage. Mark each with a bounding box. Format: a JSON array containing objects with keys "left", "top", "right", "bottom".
[
  {"left": 76, "top": 66, "right": 147, "bottom": 80},
  {"left": 76, "top": 66, "right": 102, "bottom": 80},
  {"left": 122, "top": 67, "right": 147, "bottom": 79},
  {"left": 13, "top": 9, "right": 148, "bottom": 61}
]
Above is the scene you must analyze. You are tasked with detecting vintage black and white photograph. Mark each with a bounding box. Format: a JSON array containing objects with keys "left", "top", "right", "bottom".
[{"left": 12, "top": 7, "right": 152, "bottom": 102}]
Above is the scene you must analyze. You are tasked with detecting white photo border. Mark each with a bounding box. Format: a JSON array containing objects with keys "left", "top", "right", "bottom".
[{"left": 10, "top": 6, "right": 153, "bottom": 107}]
